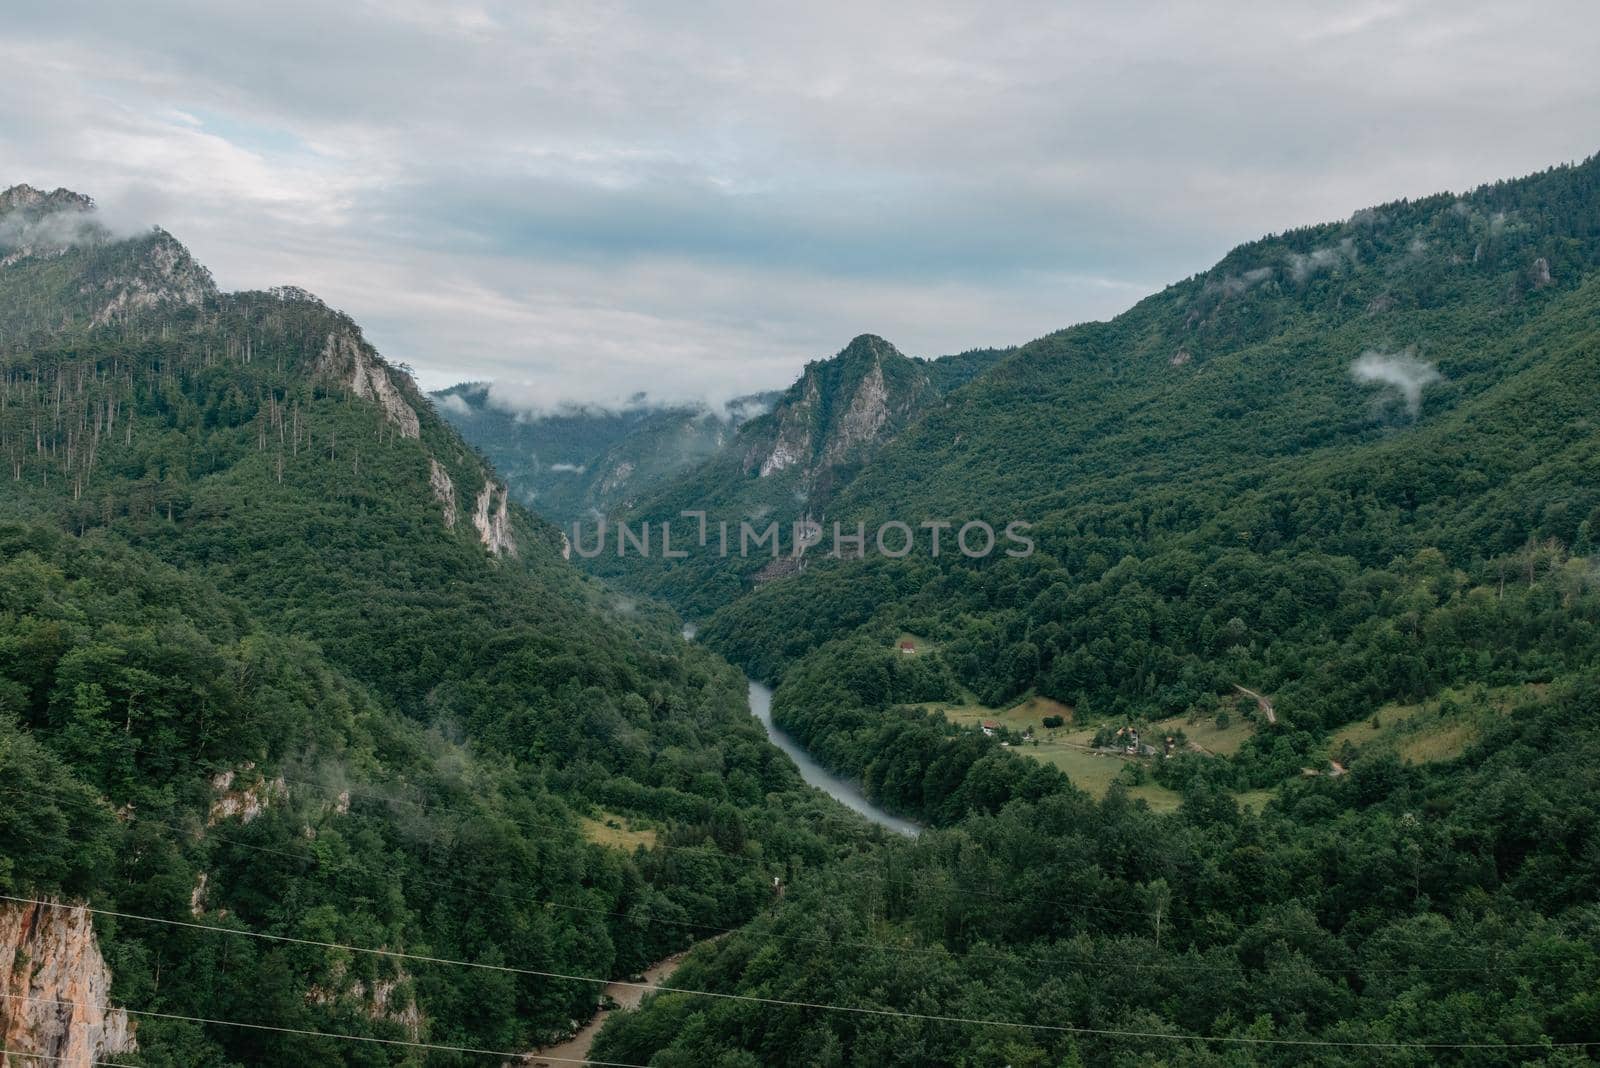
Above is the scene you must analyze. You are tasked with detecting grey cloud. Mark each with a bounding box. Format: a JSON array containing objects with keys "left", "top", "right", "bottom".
[
  {"left": 0, "top": 191, "right": 153, "bottom": 253},
  {"left": 2, "top": 2, "right": 1598, "bottom": 404}
]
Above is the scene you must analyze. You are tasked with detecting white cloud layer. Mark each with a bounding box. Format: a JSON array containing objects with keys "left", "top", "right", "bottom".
[{"left": 2, "top": 1, "right": 1598, "bottom": 401}]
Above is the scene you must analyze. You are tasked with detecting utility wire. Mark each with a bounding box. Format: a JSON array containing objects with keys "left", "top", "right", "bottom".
[
  {"left": 2, "top": 897, "right": 1591, "bottom": 1053},
  {"left": 0, "top": 992, "right": 645, "bottom": 1067},
  {"left": 0, "top": 1043, "right": 137, "bottom": 1067}
]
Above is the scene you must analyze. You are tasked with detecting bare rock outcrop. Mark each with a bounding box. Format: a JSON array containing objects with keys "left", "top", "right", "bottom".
[
  {"left": 0, "top": 900, "right": 137, "bottom": 1065},
  {"left": 317, "top": 330, "right": 422, "bottom": 440},
  {"left": 207, "top": 765, "right": 287, "bottom": 826},
  {"left": 473, "top": 481, "right": 518, "bottom": 558},
  {"left": 429, "top": 458, "right": 458, "bottom": 530},
  {"left": 748, "top": 376, "right": 819, "bottom": 477},
  {"left": 820, "top": 360, "right": 892, "bottom": 466},
  {"left": 86, "top": 230, "right": 215, "bottom": 326},
  {"left": 307, "top": 965, "right": 422, "bottom": 1041}
]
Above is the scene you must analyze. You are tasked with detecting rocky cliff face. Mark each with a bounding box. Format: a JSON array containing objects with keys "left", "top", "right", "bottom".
[
  {"left": 0, "top": 900, "right": 136, "bottom": 1066},
  {"left": 741, "top": 334, "right": 932, "bottom": 487},
  {"left": 820, "top": 358, "right": 894, "bottom": 466},
  {"left": 750, "top": 375, "right": 820, "bottom": 477},
  {"left": 316, "top": 329, "right": 422, "bottom": 440},
  {"left": 85, "top": 229, "right": 215, "bottom": 326},
  {"left": 206, "top": 765, "right": 287, "bottom": 825},
  {"left": 429, "top": 458, "right": 459, "bottom": 530},
  {"left": 473, "top": 480, "right": 519, "bottom": 557}
]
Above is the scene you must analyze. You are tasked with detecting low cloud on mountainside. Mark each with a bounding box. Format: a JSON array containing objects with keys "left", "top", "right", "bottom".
[{"left": 1350, "top": 349, "right": 1444, "bottom": 418}]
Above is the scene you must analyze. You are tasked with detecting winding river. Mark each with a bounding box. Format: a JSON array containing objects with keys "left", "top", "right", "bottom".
[
  {"left": 746, "top": 681, "right": 921, "bottom": 837},
  {"left": 523, "top": 634, "right": 920, "bottom": 1063}
]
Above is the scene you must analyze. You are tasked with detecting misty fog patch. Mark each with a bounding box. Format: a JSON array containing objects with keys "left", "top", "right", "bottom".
[
  {"left": 1288, "top": 237, "right": 1356, "bottom": 283},
  {"left": 1350, "top": 349, "right": 1443, "bottom": 419}
]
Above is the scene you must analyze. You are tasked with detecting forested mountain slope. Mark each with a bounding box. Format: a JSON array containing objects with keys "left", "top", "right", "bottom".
[
  {"left": 0, "top": 186, "right": 881, "bottom": 1064},
  {"left": 429, "top": 384, "right": 779, "bottom": 526},
  {"left": 707, "top": 155, "right": 1600, "bottom": 726},
  {"left": 582, "top": 336, "right": 1010, "bottom": 617},
  {"left": 588, "top": 156, "right": 1600, "bottom": 1063}
]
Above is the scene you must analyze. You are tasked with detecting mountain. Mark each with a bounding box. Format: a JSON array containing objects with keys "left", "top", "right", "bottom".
[
  {"left": 587, "top": 156, "right": 1600, "bottom": 1063},
  {"left": 0, "top": 185, "right": 876, "bottom": 1064},
  {"left": 11, "top": 150, "right": 1600, "bottom": 1066},
  {"left": 429, "top": 384, "right": 777, "bottom": 525},
  {"left": 0, "top": 184, "right": 214, "bottom": 342},
  {"left": 575, "top": 336, "right": 1009, "bottom": 616}
]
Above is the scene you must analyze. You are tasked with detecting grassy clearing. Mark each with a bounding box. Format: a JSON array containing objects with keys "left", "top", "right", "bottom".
[
  {"left": 926, "top": 702, "right": 1007, "bottom": 727},
  {"left": 913, "top": 700, "right": 1181, "bottom": 810},
  {"left": 917, "top": 693, "right": 1073, "bottom": 734},
  {"left": 1396, "top": 721, "right": 1483, "bottom": 763},
  {"left": 1024, "top": 744, "right": 1183, "bottom": 812},
  {"left": 1234, "top": 788, "right": 1277, "bottom": 813},
  {"left": 1329, "top": 701, "right": 1433, "bottom": 751},
  {"left": 1329, "top": 683, "right": 1545, "bottom": 766},
  {"left": 1152, "top": 712, "right": 1255, "bottom": 756},
  {"left": 1011, "top": 695, "right": 1074, "bottom": 724},
  {"left": 580, "top": 812, "right": 658, "bottom": 852}
]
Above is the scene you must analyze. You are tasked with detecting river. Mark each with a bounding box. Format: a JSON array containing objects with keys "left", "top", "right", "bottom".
[
  {"left": 522, "top": 645, "right": 916, "bottom": 1063},
  {"left": 746, "top": 681, "right": 921, "bottom": 837}
]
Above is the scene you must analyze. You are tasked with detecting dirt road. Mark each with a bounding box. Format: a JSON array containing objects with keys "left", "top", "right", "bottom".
[{"left": 522, "top": 947, "right": 696, "bottom": 1067}]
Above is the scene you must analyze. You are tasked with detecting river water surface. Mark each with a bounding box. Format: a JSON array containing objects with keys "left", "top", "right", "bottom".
[{"left": 746, "top": 681, "right": 920, "bottom": 837}]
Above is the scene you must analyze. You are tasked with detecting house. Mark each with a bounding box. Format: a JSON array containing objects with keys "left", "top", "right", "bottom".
[
  {"left": 981, "top": 720, "right": 1000, "bottom": 737},
  {"left": 1124, "top": 726, "right": 1140, "bottom": 755},
  {"left": 899, "top": 641, "right": 917, "bottom": 655}
]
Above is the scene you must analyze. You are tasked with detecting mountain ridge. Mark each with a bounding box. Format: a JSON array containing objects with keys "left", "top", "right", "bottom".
[{"left": 0, "top": 182, "right": 875, "bottom": 1064}]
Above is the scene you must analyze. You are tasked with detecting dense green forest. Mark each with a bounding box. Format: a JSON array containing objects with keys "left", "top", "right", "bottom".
[
  {"left": 561, "top": 157, "right": 1600, "bottom": 1062},
  {"left": 0, "top": 191, "right": 889, "bottom": 1065},
  {"left": 9, "top": 146, "right": 1600, "bottom": 1065}
]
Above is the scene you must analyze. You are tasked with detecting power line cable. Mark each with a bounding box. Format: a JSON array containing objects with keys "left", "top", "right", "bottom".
[
  {"left": 0, "top": 780, "right": 1529, "bottom": 980},
  {"left": 0, "top": 991, "right": 644, "bottom": 1067},
  {"left": 3, "top": 898, "right": 1591, "bottom": 1054}
]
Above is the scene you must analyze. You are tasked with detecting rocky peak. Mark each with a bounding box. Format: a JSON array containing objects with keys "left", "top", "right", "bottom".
[
  {"left": 1, "top": 183, "right": 218, "bottom": 333},
  {"left": 85, "top": 228, "right": 217, "bottom": 325},
  {"left": 742, "top": 333, "right": 932, "bottom": 483},
  {"left": 1, "top": 184, "right": 106, "bottom": 270},
  {"left": 0, "top": 183, "right": 95, "bottom": 218},
  {"left": 833, "top": 333, "right": 900, "bottom": 366}
]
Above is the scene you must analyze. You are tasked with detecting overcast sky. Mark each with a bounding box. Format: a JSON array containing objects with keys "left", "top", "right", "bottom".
[{"left": 4, "top": 1, "right": 1598, "bottom": 407}]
